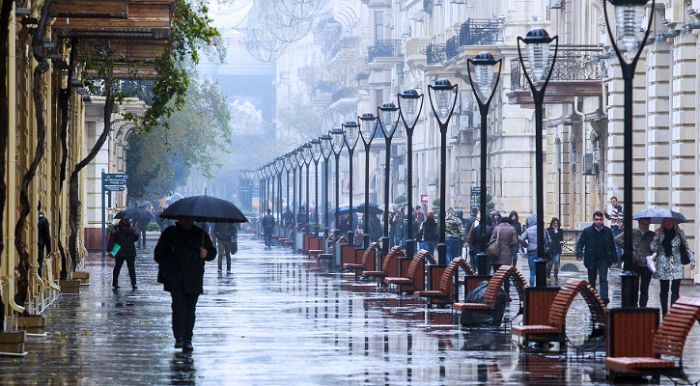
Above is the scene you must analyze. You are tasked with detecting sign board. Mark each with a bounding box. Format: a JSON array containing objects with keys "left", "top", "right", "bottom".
[
  {"left": 470, "top": 187, "right": 480, "bottom": 209},
  {"left": 104, "top": 184, "right": 126, "bottom": 192},
  {"left": 103, "top": 173, "right": 128, "bottom": 185},
  {"left": 420, "top": 194, "right": 428, "bottom": 204}
]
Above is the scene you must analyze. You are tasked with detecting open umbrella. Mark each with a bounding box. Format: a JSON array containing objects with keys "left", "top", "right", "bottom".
[
  {"left": 160, "top": 195, "right": 248, "bottom": 223},
  {"left": 115, "top": 207, "right": 154, "bottom": 221},
  {"left": 354, "top": 202, "right": 383, "bottom": 215},
  {"left": 632, "top": 207, "right": 687, "bottom": 224}
]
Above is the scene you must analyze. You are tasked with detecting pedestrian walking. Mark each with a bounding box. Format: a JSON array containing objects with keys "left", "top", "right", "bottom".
[
  {"left": 418, "top": 212, "right": 439, "bottom": 255},
  {"left": 650, "top": 217, "right": 695, "bottom": 315},
  {"left": 519, "top": 215, "right": 549, "bottom": 287},
  {"left": 615, "top": 217, "right": 655, "bottom": 307},
  {"left": 367, "top": 213, "right": 383, "bottom": 242},
  {"left": 489, "top": 217, "right": 518, "bottom": 294},
  {"left": 575, "top": 211, "right": 616, "bottom": 304},
  {"left": 136, "top": 216, "right": 150, "bottom": 249},
  {"left": 546, "top": 217, "right": 563, "bottom": 281},
  {"left": 261, "top": 209, "right": 275, "bottom": 248},
  {"left": 445, "top": 208, "right": 464, "bottom": 260},
  {"left": 108, "top": 218, "right": 140, "bottom": 290},
  {"left": 508, "top": 210, "right": 522, "bottom": 266},
  {"left": 154, "top": 216, "right": 217, "bottom": 352},
  {"left": 468, "top": 215, "right": 494, "bottom": 271},
  {"left": 37, "top": 203, "right": 51, "bottom": 277},
  {"left": 214, "top": 222, "right": 238, "bottom": 273},
  {"left": 604, "top": 196, "right": 624, "bottom": 267}
]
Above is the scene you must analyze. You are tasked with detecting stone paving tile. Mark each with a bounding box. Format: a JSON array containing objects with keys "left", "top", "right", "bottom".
[{"left": 0, "top": 233, "right": 699, "bottom": 385}]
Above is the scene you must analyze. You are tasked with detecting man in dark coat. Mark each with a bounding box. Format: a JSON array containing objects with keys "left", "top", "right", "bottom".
[
  {"left": 154, "top": 216, "right": 216, "bottom": 352},
  {"left": 108, "top": 218, "right": 140, "bottom": 290},
  {"left": 261, "top": 209, "right": 275, "bottom": 248},
  {"left": 37, "top": 209, "right": 51, "bottom": 277},
  {"left": 214, "top": 222, "right": 238, "bottom": 273},
  {"left": 576, "top": 211, "right": 616, "bottom": 304}
]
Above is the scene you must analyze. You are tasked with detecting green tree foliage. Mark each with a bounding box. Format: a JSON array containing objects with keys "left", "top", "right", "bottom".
[{"left": 126, "top": 78, "right": 231, "bottom": 200}]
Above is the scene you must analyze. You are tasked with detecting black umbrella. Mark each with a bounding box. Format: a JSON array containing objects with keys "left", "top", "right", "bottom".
[
  {"left": 160, "top": 195, "right": 248, "bottom": 223},
  {"left": 354, "top": 203, "right": 383, "bottom": 215},
  {"left": 115, "top": 207, "right": 154, "bottom": 221}
]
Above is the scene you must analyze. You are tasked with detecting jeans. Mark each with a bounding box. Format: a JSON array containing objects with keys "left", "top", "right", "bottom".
[
  {"left": 547, "top": 253, "right": 561, "bottom": 278},
  {"left": 113, "top": 255, "right": 136, "bottom": 288},
  {"left": 659, "top": 279, "right": 681, "bottom": 316},
  {"left": 218, "top": 240, "right": 235, "bottom": 271},
  {"left": 586, "top": 260, "right": 609, "bottom": 302},
  {"left": 170, "top": 288, "right": 200, "bottom": 341},
  {"left": 140, "top": 228, "right": 147, "bottom": 248},
  {"left": 421, "top": 241, "right": 436, "bottom": 256},
  {"left": 611, "top": 226, "right": 622, "bottom": 265},
  {"left": 446, "top": 236, "right": 461, "bottom": 260},
  {"left": 264, "top": 230, "right": 273, "bottom": 247},
  {"left": 526, "top": 251, "right": 538, "bottom": 287}
]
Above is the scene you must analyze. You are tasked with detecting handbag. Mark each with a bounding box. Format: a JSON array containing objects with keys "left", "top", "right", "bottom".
[
  {"left": 679, "top": 232, "right": 692, "bottom": 265},
  {"left": 486, "top": 226, "right": 501, "bottom": 258}
]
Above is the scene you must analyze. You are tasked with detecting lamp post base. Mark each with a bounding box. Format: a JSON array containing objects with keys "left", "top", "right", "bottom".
[
  {"left": 437, "top": 243, "right": 447, "bottom": 265},
  {"left": 405, "top": 239, "right": 415, "bottom": 260},
  {"left": 363, "top": 234, "right": 371, "bottom": 249},
  {"left": 475, "top": 253, "right": 490, "bottom": 275},
  {"left": 620, "top": 270, "right": 639, "bottom": 308},
  {"left": 347, "top": 231, "right": 355, "bottom": 245},
  {"left": 381, "top": 236, "right": 390, "bottom": 256},
  {"left": 534, "top": 258, "right": 547, "bottom": 288}
]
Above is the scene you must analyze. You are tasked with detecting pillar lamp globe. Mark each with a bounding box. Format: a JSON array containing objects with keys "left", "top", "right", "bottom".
[
  {"left": 377, "top": 102, "right": 401, "bottom": 254},
  {"left": 320, "top": 134, "right": 333, "bottom": 236},
  {"left": 302, "top": 142, "right": 313, "bottom": 164},
  {"left": 341, "top": 120, "right": 360, "bottom": 242},
  {"left": 467, "top": 52, "right": 502, "bottom": 105},
  {"left": 518, "top": 28, "right": 558, "bottom": 91},
  {"left": 604, "top": 0, "right": 654, "bottom": 64},
  {"left": 359, "top": 112, "right": 377, "bottom": 145},
  {"left": 378, "top": 102, "right": 400, "bottom": 139},
  {"left": 428, "top": 78, "right": 458, "bottom": 127},
  {"left": 342, "top": 121, "right": 360, "bottom": 151},
  {"left": 359, "top": 112, "right": 378, "bottom": 247},
  {"left": 330, "top": 127, "right": 345, "bottom": 236},
  {"left": 330, "top": 127, "right": 345, "bottom": 155},
  {"left": 310, "top": 138, "right": 322, "bottom": 235},
  {"left": 398, "top": 89, "right": 423, "bottom": 131},
  {"left": 296, "top": 145, "right": 306, "bottom": 166},
  {"left": 275, "top": 156, "right": 285, "bottom": 174},
  {"left": 321, "top": 134, "right": 333, "bottom": 159}
]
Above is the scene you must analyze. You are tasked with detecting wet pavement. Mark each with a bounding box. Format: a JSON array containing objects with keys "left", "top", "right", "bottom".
[{"left": 1, "top": 232, "right": 700, "bottom": 385}]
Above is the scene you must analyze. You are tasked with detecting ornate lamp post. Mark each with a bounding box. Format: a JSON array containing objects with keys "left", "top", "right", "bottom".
[
  {"left": 286, "top": 150, "right": 298, "bottom": 229},
  {"left": 377, "top": 102, "right": 401, "bottom": 255},
  {"left": 342, "top": 120, "right": 360, "bottom": 243},
  {"left": 275, "top": 156, "right": 285, "bottom": 227},
  {"left": 320, "top": 134, "right": 333, "bottom": 238},
  {"left": 296, "top": 146, "right": 305, "bottom": 231},
  {"left": 301, "top": 143, "right": 313, "bottom": 232},
  {"left": 311, "top": 138, "right": 322, "bottom": 236},
  {"left": 266, "top": 163, "right": 275, "bottom": 218},
  {"left": 397, "top": 89, "right": 424, "bottom": 260},
  {"left": 467, "top": 52, "right": 502, "bottom": 275},
  {"left": 359, "top": 112, "right": 378, "bottom": 248},
  {"left": 330, "top": 128, "right": 345, "bottom": 236},
  {"left": 257, "top": 167, "right": 265, "bottom": 222},
  {"left": 603, "top": 0, "right": 654, "bottom": 307},
  {"left": 517, "top": 28, "right": 559, "bottom": 287},
  {"left": 427, "top": 79, "right": 459, "bottom": 264}
]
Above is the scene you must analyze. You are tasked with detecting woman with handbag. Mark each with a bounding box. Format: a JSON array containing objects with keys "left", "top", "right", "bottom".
[
  {"left": 489, "top": 217, "right": 518, "bottom": 295},
  {"left": 546, "top": 217, "right": 563, "bottom": 282},
  {"left": 108, "top": 218, "right": 140, "bottom": 290},
  {"left": 650, "top": 217, "right": 695, "bottom": 316}
]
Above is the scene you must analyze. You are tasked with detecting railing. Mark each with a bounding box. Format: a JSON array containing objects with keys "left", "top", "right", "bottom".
[
  {"left": 459, "top": 18, "right": 505, "bottom": 47},
  {"left": 446, "top": 36, "right": 458, "bottom": 60},
  {"left": 405, "top": 37, "right": 430, "bottom": 58},
  {"left": 509, "top": 46, "right": 605, "bottom": 91},
  {"left": 426, "top": 43, "right": 446, "bottom": 65},
  {"left": 330, "top": 87, "right": 358, "bottom": 104},
  {"left": 423, "top": 0, "right": 433, "bottom": 15},
  {"left": 367, "top": 39, "right": 403, "bottom": 62}
]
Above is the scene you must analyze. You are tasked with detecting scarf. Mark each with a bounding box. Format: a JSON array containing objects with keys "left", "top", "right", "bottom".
[{"left": 662, "top": 228, "right": 675, "bottom": 257}]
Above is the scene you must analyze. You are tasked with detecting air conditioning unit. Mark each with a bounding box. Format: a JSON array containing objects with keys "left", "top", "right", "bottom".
[{"left": 583, "top": 153, "right": 598, "bottom": 175}]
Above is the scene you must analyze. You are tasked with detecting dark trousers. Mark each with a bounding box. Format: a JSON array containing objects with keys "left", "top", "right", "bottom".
[
  {"left": 218, "top": 241, "right": 234, "bottom": 271},
  {"left": 659, "top": 279, "right": 681, "bottom": 316},
  {"left": 113, "top": 255, "right": 136, "bottom": 288},
  {"left": 635, "top": 267, "right": 652, "bottom": 308},
  {"left": 140, "top": 228, "right": 147, "bottom": 248},
  {"left": 37, "top": 245, "right": 45, "bottom": 277},
  {"left": 264, "top": 230, "right": 273, "bottom": 247},
  {"left": 170, "top": 288, "right": 200, "bottom": 341},
  {"left": 586, "top": 260, "right": 609, "bottom": 303}
]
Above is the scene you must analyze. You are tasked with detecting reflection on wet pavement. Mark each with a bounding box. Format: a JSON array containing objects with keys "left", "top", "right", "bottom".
[{"left": 1, "top": 233, "right": 699, "bottom": 385}]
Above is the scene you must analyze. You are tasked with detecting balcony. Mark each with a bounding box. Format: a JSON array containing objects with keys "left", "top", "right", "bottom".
[
  {"left": 367, "top": 39, "right": 403, "bottom": 63},
  {"left": 426, "top": 43, "right": 446, "bottom": 65},
  {"left": 458, "top": 18, "right": 504, "bottom": 47},
  {"left": 508, "top": 46, "right": 606, "bottom": 106},
  {"left": 445, "top": 36, "right": 458, "bottom": 61},
  {"left": 405, "top": 37, "right": 429, "bottom": 63},
  {"left": 329, "top": 87, "right": 358, "bottom": 112}
]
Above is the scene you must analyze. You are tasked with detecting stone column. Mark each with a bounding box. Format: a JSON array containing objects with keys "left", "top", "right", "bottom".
[{"left": 645, "top": 40, "right": 671, "bottom": 208}]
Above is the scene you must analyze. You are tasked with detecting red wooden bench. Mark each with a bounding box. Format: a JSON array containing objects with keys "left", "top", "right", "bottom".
[
  {"left": 414, "top": 258, "right": 474, "bottom": 304},
  {"left": 343, "top": 242, "right": 380, "bottom": 277},
  {"left": 383, "top": 249, "right": 436, "bottom": 292},
  {"left": 361, "top": 246, "right": 405, "bottom": 280},
  {"left": 452, "top": 265, "right": 527, "bottom": 313},
  {"left": 605, "top": 296, "right": 700, "bottom": 382},
  {"left": 511, "top": 278, "right": 607, "bottom": 349}
]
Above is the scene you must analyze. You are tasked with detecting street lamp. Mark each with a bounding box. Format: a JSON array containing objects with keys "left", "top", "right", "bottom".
[
  {"left": 467, "top": 51, "right": 502, "bottom": 275},
  {"left": 397, "top": 89, "right": 424, "bottom": 260},
  {"left": 301, "top": 143, "right": 313, "bottom": 233},
  {"left": 377, "top": 102, "right": 401, "bottom": 256},
  {"left": 296, "top": 146, "right": 305, "bottom": 231},
  {"left": 330, "top": 127, "right": 345, "bottom": 237},
  {"left": 359, "top": 112, "right": 378, "bottom": 248},
  {"left": 320, "top": 134, "right": 333, "bottom": 238},
  {"left": 603, "top": 0, "right": 654, "bottom": 307},
  {"left": 427, "top": 78, "right": 458, "bottom": 264},
  {"left": 275, "top": 156, "right": 285, "bottom": 228},
  {"left": 517, "top": 28, "right": 559, "bottom": 287},
  {"left": 286, "top": 150, "right": 297, "bottom": 230},
  {"left": 342, "top": 120, "right": 360, "bottom": 243},
  {"left": 257, "top": 167, "right": 265, "bottom": 222},
  {"left": 311, "top": 138, "right": 322, "bottom": 236}
]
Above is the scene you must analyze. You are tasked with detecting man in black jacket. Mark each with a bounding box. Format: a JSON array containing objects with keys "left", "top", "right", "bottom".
[
  {"left": 154, "top": 216, "right": 216, "bottom": 352},
  {"left": 576, "top": 211, "right": 616, "bottom": 304},
  {"left": 37, "top": 206, "right": 51, "bottom": 277}
]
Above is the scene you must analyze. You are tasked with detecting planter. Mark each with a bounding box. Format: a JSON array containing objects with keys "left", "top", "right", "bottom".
[
  {"left": 59, "top": 279, "right": 81, "bottom": 294},
  {"left": 0, "top": 331, "right": 26, "bottom": 355},
  {"left": 18, "top": 315, "right": 46, "bottom": 334}
]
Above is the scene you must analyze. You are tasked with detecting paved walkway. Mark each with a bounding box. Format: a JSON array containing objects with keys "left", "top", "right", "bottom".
[{"left": 1, "top": 233, "right": 699, "bottom": 385}]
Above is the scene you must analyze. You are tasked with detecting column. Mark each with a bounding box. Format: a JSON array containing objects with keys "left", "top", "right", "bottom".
[{"left": 645, "top": 41, "right": 671, "bottom": 208}]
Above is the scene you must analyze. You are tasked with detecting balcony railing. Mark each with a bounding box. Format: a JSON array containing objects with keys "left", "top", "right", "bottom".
[
  {"left": 459, "top": 18, "right": 504, "bottom": 47},
  {"left": 330, "top": 87, "right": 357, "bottom": 104},
  {"left": 426, "top": 43, "right": 446, "bottom": 65},
  {"left": 509, "top": 46, "right": 605, "bottom": 91},
  {"left": 446, "top": 36, "right": 458, "bottom": 60},
  {"left": 367, "top": 39, "right": 403, "bottom": 62}
]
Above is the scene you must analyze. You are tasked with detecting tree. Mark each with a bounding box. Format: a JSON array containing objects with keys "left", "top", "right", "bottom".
[{"left": 126, "top": 78, "right": 231, "bottom": 200}]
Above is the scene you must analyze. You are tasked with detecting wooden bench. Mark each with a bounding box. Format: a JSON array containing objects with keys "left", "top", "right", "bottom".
[
  {"left": 605, "top": 296, "right": 700, "bottom": 381},
  {"left": 452, "top": 265, "right": 527, "bottom": 312},
  {"left": 308, "top": 249, "right": 323, "bottom": 259},
  {"left": 511, "top": 278, "right": 607, "bottom": 348},
  {"left": 361, "top": 246, "right": 405, "bottom": 280},
  {"left": 343, "top": 242, "right": 380, "bottom": 276},
  {"left": 414, "top": 258, "right": 474, "bottom": 304},
  {"left": 383, "top": 249, "right": 436, "bottom": 292}
]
